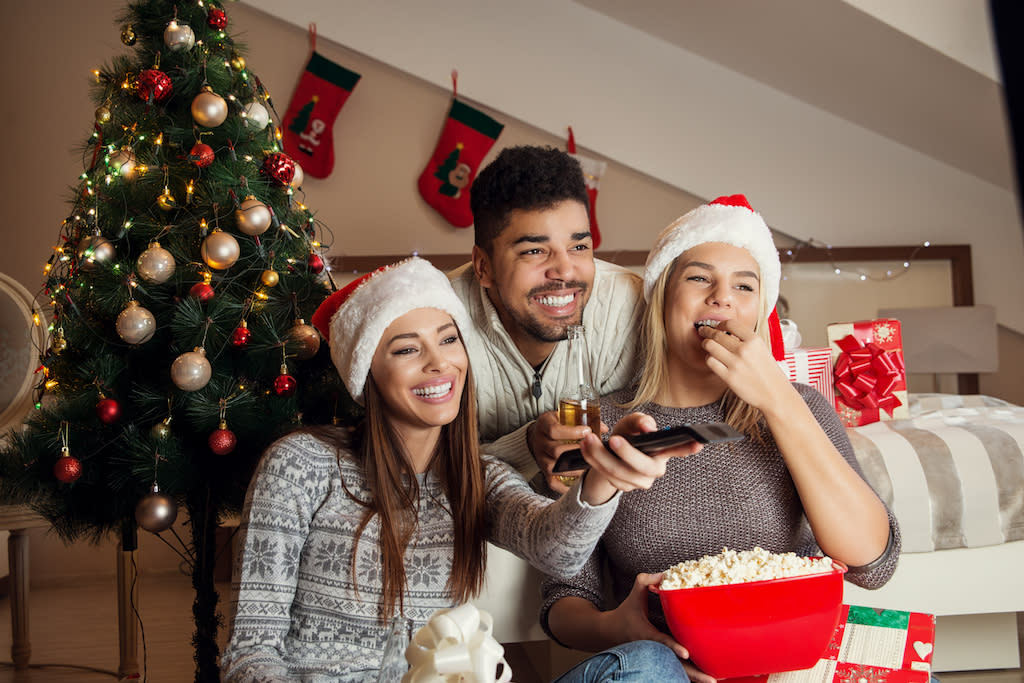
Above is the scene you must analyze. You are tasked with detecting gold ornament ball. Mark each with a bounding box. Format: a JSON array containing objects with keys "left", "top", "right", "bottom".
[
  {"left": 236, "top": 196, "right": 272, "bottom": 236},
  {"left": 95, "top": 104, "right": 112, "bottom": 125},
  {"left": 136, "top": 242, "right": 176, "bottom": 284},
  {"left": 289, "top": 320, "right": 321, "bottom": 360},
  {"left": 151, "top": 418, "right": 172, "bottom": 441},
  {"left": 135, "top": 486, "right": 178, "bottom": 533},
  {"left": 157, "top": 188, "right": 177, "bottom": 212},
  {"left": 201, "top": 230, "right": 240, "bottom": 270},
  {"left": 230, "top": 54, "right": 246, "bottom": 72},
  {"left": 116, "top": 300, "right": 157, "bottom": 345},
  {"left": 51, "top": 332, "right": 67, "bottom": 354},
  {"left": 191, "top": 88, "right": 228, "bottom": 128},
  {"left": 170, "top": 347, "right": 212, "bottom": 391},
  {"left": 77, "top": 235, "right": 116, "bottom": 271},
  {"left": 260, "top": 269, "right": 279, "bottom": 287},
  {"left": 120, "top": 24, "right": 137, "bottom": 46}
]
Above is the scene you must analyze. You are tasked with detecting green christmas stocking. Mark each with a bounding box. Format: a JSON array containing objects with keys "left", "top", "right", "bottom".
[
  {"left": 282, "top": 43, "right": 361, "bottom": 179},
  {"left": 418, "top": 75, "right": 504, "bottom": 228}
]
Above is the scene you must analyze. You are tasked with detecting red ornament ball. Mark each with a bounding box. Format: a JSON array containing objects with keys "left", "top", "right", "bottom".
[
  {"left": 207, "top": 7, "right": 228, "bottom": 29},
  {"left": 189, "top": 282, "right": 215, "bottom": 302},
  {"left": 274, "top": 373, "right": 297, "bottom": 397},
  {"left": 96, "top": 397, "right": 121, "bottom": 424},
  {"left": 208, "top": 427, "right": 237, "bottom": 455},
  {"left": 189, "top": 142, "right": 215, "bottom": 168},
  {"left": 261, "top": 152, "right": 296, "bottom": 186},
  {"left": 231, "top": 324, "right": 252, "bottom": 347},
  {"left": 137, "top": 69, "right": 173, "bottom": 103},
  {"left": 308, "top": 253, "right": 325, "bottom": 274},
  {"left": 54, "top": 455, "right": 82, "bottom": 483}
]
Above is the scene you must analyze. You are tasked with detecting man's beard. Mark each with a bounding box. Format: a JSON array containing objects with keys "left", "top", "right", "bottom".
[{"left": 500, "top": 282, "right": 589, "bottom": 343}]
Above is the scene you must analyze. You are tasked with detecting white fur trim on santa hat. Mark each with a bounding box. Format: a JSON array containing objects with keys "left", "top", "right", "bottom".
[
  {"left": 643, "top": 200, "right": 780, "bottom": 309},
  {"left": 328, "top": 257, "right": 472, "bottom": 405}
]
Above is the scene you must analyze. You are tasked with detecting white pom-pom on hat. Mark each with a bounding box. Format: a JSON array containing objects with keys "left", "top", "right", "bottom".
[{"left": 311, "top": 257, "right": 472, "bottom": 404}]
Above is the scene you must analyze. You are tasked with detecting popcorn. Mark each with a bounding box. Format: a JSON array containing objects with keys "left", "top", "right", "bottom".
[{"left": 659, "top": 547, "right": 833, "bottom": 590}]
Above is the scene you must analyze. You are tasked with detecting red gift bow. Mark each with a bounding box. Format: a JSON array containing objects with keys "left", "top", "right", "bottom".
[{"left": 833, "top": 334, "right": 905, "bottom": 416}]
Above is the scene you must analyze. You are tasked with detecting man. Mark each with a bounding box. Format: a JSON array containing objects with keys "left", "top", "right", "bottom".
[{"left": 448, "top": 145, "right": 644, "bottom": 492}]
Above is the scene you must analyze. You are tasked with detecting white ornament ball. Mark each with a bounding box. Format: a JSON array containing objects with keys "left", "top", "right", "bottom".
[
  {"left": 242, "top": 101, "right": 269, "bottom": 130},
  {"left": 290, "top": 162, "right": 304, "bottom": 190},
  {"left": 171, "top": 347, "right": 212, "bottom": 391},
  {"left": 191, "top": 89, "right": 228, "bottom": 128},
  {"left": 235, "top": 197, "right": 272, "bottom": 236},
  {"left": 77, "top": 235, "right": 116, "bottom": 271},
  {"left": 136, "top": 242, "right": 176, "bottom": 284},
  {"left": 116, "top": 300, "right": 156, "bottom": 344},
  {"left": 163, "top": 21, "right": 195, "bottom": 51},
  {"left": 109, "top": 148, "right": 138, "bottom": 180},
  {"left": 201, "top": 230, "right": 240, "bottom": 270}
]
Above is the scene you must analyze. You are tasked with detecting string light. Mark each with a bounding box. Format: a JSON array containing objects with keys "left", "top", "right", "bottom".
[{"left": 779, "top": 235, "right": 931, "bottom": 284}]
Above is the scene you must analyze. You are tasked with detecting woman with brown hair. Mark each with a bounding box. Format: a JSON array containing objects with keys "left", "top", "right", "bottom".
[{"left": 221, "top": 257, "right": 692, "bottom": 682}]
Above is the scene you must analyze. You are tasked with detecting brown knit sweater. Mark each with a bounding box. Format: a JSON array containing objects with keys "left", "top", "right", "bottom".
[{"left": 539, "top": 383, "right": 901, "bottom": 641}]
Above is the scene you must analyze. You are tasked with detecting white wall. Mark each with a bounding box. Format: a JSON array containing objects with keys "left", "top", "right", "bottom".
[{"left": 241, "top": 0, "right": 1024, "bottom": 335}]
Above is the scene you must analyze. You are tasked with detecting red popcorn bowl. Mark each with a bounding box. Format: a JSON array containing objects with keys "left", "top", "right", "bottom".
[{"left": 649, "top": 561, "right": 847, "bottom": 679}]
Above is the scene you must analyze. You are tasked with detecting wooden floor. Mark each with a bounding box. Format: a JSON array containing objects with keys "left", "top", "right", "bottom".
[{"left": 0, "top": 570, "right": 1019, "bottom": 682}]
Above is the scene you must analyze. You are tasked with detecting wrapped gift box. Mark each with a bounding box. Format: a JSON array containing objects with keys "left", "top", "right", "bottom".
[
  {"left": 730, "top": 605, "right": 936, "bottom": 682},
  {"left": 777, "top": 347, "right": 835, "bottom": 406},
  {"left": 827, "top": 319, "right": 908, "bottom": 427}
]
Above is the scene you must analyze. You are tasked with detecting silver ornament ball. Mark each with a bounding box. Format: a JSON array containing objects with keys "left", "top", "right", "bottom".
[
  {"left": 116, "top": 300, "right": 156, "bottom": 344},
  {"left": 235, "top": 197, "right": 272, "bottom": 236},
  {"left": 108, "top": 148, "right": 138, "bottom": 180},
  {"left": 170, "top": 347, "right": 212, "bottom": 391},
  {"left": 136, "top": 243, "right": 176, "bottom": 284},
  {"left": 163, "top": 21, "right": 195, "bottom": 51},
  {"left": 77, "top": 235, "right": 116, "bottom": 271},
  {"left": 135, "top": 485, "right": 178, "bottom": 533},
  {"left": 191, "top": 89, "right": 228, "bottom": 128},
  {"left": 242, "top": 101, "right": 269, "bottom": 130},
  {"left": 201, "top": 230, "right": 240, "bottom": 269}
]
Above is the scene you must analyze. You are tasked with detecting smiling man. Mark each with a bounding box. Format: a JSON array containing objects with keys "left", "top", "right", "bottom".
[{"left": 448, "top": 146, "right": 644, "bottom": 491}]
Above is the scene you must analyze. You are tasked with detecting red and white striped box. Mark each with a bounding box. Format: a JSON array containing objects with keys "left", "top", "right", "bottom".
[{"left": 777, "top": 347, "right": 835, "bottom": 406}]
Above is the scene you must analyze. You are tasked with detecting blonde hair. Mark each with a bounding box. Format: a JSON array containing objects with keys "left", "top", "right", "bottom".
[{"left": 626, "top": 256, "right": 775, "bottom": 441}]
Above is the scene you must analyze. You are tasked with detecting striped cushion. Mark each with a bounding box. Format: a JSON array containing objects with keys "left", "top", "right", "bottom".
[{"left": 848, "top": 393, "right": 1024, "bottom": 553}]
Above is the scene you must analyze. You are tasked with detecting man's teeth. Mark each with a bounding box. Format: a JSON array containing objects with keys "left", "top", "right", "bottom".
[
  {"left": 413, "top": 382, "right": 452, "bottom": 397},
  {"left": 537, "top": 294, "right": 574, "bottom": 307},
  {"left": 695, "top": 319, "right": 722, "bottom": 329}
]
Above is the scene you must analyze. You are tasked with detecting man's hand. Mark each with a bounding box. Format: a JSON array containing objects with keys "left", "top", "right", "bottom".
[{"left": 528, "top": 410, "right": 606, "bottom": 495}]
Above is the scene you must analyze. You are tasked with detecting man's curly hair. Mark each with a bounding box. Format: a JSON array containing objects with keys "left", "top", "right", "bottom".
[{"left": 470, "top": 145, "right": 589, "bottom": 253}]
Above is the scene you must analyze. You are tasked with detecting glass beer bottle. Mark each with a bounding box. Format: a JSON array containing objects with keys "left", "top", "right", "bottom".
[{"left": 558, "top": 324, "right": 600, "bottom": 438}]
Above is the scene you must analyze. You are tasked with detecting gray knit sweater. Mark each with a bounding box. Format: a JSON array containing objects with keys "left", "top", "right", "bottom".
[
  {"left": 539, "top": 383, "right": 901, "bottom": 641},
  {"left": 221, "top": 431, "right": 619, "bottom": 682}
]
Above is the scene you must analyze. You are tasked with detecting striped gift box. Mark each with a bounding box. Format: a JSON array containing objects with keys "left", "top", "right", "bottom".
[{"left": 777, "top": 347, "right": 835, "bottom": 406}]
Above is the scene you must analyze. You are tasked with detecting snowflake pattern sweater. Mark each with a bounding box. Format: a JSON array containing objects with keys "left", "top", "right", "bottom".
[
  {"left": 221, "top": 431, "right": 619, "bottom": 682},
  {"left": 539, "top": 383, "right": 901, "bottom": 642}
]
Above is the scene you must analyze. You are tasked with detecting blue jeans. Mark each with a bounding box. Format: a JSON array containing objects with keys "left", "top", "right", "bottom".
[{"left": 551, "top": 640, "right": 689, "bottom": 682}]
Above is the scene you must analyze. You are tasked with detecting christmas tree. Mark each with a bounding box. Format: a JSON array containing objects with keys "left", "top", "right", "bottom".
[{"left": 0, "top": 1, "right": 354, "bottom": 680}]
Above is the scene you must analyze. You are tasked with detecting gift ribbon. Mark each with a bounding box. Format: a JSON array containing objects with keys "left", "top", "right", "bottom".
[
  {"left": 833, "top": 334, "right": 905, "bottom": 416},
  {"left": 403, "top": 603, "right": 512, "bottom": 683}
]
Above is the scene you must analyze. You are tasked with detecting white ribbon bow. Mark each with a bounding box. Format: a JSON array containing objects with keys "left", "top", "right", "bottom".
[
  {"left": 402, "top": 603, "right": 513, "bottom": 683},
  {"left": 779, "top": 318, "right": 802, "bottom": 352}
]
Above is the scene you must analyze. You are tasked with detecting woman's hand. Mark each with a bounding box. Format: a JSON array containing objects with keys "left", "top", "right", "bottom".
[
  {"left": 578, "top": 413, "right": 702, "bottom": 504},
  {"left": 698, "top": 320, "right": 792, "bottom": 412}
]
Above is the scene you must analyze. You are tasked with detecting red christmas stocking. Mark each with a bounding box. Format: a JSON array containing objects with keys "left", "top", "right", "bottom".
[
  {"left": 418, "top": 73, "right": 504, "bottom": 228},
  {"left": 282, "top": 26, "right": 361, "bottom": 179},
  {"left": 567, "top": 127, "right": 607, "bottom": 249}
]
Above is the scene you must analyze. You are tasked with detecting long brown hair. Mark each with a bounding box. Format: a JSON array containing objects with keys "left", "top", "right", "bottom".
[
  {"left": 627, "top": 257, "right": 773, "bottom": 441},
  {"left": 338, "top": 368, "right": 488, "bottom": 621}
]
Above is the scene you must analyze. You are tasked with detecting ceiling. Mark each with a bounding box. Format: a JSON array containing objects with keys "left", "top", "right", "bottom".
[{"left": 575, "top": 0, "right": 1013, "bottom": 191}]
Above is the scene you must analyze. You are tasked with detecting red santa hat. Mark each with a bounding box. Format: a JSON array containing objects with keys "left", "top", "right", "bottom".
[
  {"left": 644, "top": 194, "right": 786, "bottom": 359},
  {"left": 311, "top": 257, "right": 472, "bottom": 404}
]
